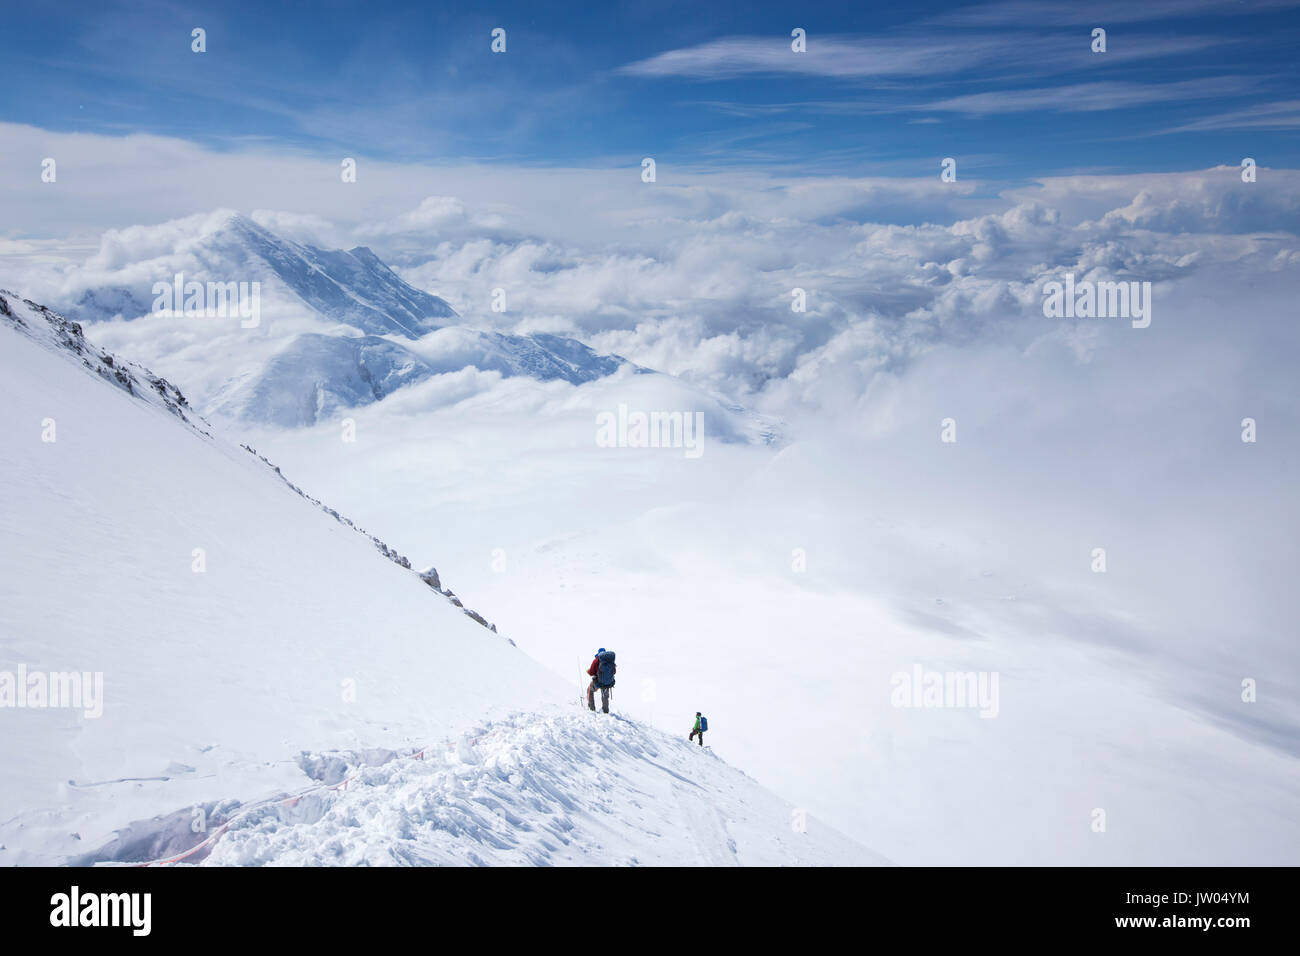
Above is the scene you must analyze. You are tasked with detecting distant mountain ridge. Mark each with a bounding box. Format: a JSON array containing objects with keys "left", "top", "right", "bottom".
[
  {"left": 70, "top": 212, "right": 457, "bottom": 338},
  {"left": 60, "top": 212, "right": 643, "bottom": 426}
]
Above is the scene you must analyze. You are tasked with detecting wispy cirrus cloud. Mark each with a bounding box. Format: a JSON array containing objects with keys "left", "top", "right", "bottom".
[
  {"left": 1159, "top": 98, "right": 1300, "bottom": 132},
  {"left": 919, "top": 76, "right": 1262, "bottom": 115},
  {"left": 925, "top": 0, "right": 1300, "bottom": 26},
  {"left": 618, "top": 34, "right": 1008, "bottom": 80},
  {"left": 693, "top": 76, "right": 1261, "bottom": 120},
  {"left": 616, "top": 32, "right": 1227, "bottom": 82}
]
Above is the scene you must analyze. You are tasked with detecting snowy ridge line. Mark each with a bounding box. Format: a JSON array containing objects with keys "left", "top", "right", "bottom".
[
  {"left": 1, "top": 287, "right": 501, "bottom": 637},
  {"left": 125, "top": 731, "right": 501, "bottom": 867},
  {"left": 236, "top": 442, "right": 508, "bottom": 640},
  {"left": 0, "top": 289, "right": 207, "bottom": 436}
]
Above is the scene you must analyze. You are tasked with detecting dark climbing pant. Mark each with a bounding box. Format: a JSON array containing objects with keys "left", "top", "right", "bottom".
[
  {"left": 587, "top": 681, "right": 610, "bottom": 713},
  {"left": 689, "top": 729, "right": 704, "bottom": 746}
]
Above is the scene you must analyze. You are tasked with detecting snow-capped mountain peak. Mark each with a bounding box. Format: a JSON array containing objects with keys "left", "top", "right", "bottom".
[
  {"left": 69, "top": 210, "right": 458, "bottom": 337},
  {"left": 57, "top": 212, "right": 653, "bottom": 427}
]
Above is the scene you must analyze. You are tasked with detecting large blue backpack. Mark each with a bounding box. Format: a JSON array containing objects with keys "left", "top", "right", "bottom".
[
  {"left": 699, "top": 715, "right": 708, "bottom": 732},
  {"left": 596, "top": 650, "right": 616, "bottom": 687}
]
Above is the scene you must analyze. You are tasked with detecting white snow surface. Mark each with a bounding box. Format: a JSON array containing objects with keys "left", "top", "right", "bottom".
[
  {"left": 0, "top": 292, "right": 873, "bottom": 866},
  {"left": 202, "top": 712, "right": 877, "bottom": 867}
]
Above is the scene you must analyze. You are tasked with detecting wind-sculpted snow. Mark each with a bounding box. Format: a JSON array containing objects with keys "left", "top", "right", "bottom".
[{"left": 194, "top": 713, "right": 884, "bottom": 866}]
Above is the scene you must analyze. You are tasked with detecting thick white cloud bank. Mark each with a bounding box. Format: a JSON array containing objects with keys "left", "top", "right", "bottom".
[{"left": 2, "top": 125, "right": 1298, "bottom": 863}]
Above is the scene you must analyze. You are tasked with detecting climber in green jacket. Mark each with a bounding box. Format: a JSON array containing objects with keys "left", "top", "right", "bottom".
[{"left": 689, "top": 712, "right": 707, "bottom": 746}]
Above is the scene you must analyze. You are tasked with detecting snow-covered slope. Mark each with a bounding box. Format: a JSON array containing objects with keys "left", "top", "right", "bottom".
[
  {"left": 0, "top": 291, "right": 201, "bottom": 431},
  {"left": 133, "top": 713, "right": 879, "bottom": 867},
  {"left": 207, "top": 328, "right": 643, "bottom": 427},
  {"left": 410, "top": 327, "right": 638, "bottom": 385},
  {"left": 209, "top": 333, "right": 440, "bottom": 427},
  {"left": 0, "top": 291, "right": 879, "bottom": 867}
]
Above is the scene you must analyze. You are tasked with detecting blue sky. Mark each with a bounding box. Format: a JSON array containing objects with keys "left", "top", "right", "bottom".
[{"left": 2, "top": 0, "right": 1298, "bottom": 180}]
